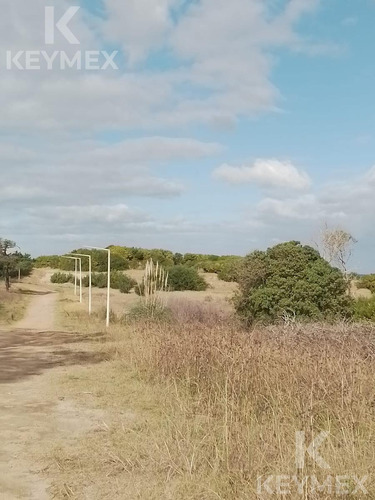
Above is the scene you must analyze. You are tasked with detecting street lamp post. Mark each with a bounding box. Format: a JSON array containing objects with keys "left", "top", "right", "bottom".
[
  {"left": 74, "top": 258, "right": 77, "bottom": 295},
  {"left": 85, "top": 246, "right": 111, "bottom": 327},
  {"left": 62, "top": 256, "right": 82, "bottom": 302},
  {"left": 79, "top": 257, "right": 82, "bottom": 303},
  {"left": 70, "top": 253, "right": 92, "bottom": 315},
  {"left": 61, "top": 256, "right": 77, "bottom": 296}
]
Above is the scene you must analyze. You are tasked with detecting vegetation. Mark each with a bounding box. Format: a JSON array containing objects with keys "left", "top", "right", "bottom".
[
  {"left": 132, "top": 260, "right": 170, "bottom": 319},
  {"left": 36, "top": 247, "right": 174, "bottom": 272},
  {"left": 135, "top": 259, "right": 168, "bottom": 295},
  {"left": 217, "top": 256, "right": 243, "bottom": 282},
  {"left": 353, "top": 296, "right": 375, "bottom": 321},
  {"left": 50, "top": 272, "right": 75, "bottom": 284},
  {"left": 35, "top": 251, "right": 127, "bottom": 272},
  {"left": 51, "top": 297, "right": 375, "bottom": 499},
  {"left": 320, "top": 225, "right": 357, "bottom": 289},
  {"left": 35, "top": 246, "right": 243, "bottom": 275},
  {"left": 167, "top": 265, "right": 208, "bottom": 291},
  {"left": 0, "top": 289, "right": 29, "bottom": 324},
  {"left": 89, "top": 271, "right": 136, "bottom": 294},
  {"left": 235, "top": 241, "right": 352, "bottom": 324},
  {"left": 357, "top": 274, "right": 375, "bottom": 294},
  {"left": 51, "top": 271, "right": 136, "bottom": 294},
  {"left": 0, "top": 238, "right": 33, "bottom": 290}
]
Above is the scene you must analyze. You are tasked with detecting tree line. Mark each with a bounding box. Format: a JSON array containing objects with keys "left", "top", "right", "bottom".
[{"left": 35, "top": 246, "right": 241, "bottom": 275}]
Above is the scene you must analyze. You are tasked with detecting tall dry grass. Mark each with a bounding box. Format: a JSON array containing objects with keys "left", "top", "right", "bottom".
[
  {"left": 0, "top": 288, "right": 29, "bottom": 325},
  {"left": 133, "top": 259, "right": 169, "bottom": 319},
  {"left": 50, "top": 295, "right": 375, "bottom": 498},
  {"left": 120, "top": 304, "right": 375, "bottom": 498}
]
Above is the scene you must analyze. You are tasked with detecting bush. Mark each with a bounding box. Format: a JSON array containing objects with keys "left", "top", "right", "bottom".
[
  {"left": 111, "top": 272, "right": 137, "bottom": 294},
  {"left": 235, "top": 241, "right": 352, "bottom": 324},
  {"left": 82, "top": 273, "right": 107, "bottom": 289},
  {"left": 218, "top": 257, "right": 243, "bottom": 282},
  {"left": 167, "top": 265, "right": 208, "bottom": 292},
  {"left": 82, "top": 272, "right": 136, "bottom": 293},
  {"left": 35, "top": 255, "right": 62, "bottom": 268},
  {"left": 50, "top": 272, "right": 74, "bottom": 284},
  {"left": 357, "top": 274, "right": 375, "bottom": 294},
  {"left": 198, "top": 259, "right": 222, "bottom": 273},
  {"left": 127, "top": 300, "right": 170, "bottom": 321},
  {"left": 353, "top": 296, "right": 375, "bottom": 321}
]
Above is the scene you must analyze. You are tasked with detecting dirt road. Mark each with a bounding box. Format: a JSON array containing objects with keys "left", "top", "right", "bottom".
[
  {"left": 15, "top": 291, "right": 57, "bottom": 332},
  {"left": 0, "top": 287, "right": 103, "bottom": 499}
]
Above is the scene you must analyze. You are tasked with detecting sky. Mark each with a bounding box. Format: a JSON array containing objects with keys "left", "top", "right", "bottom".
[{"left": 0, "top": 0, "right": 374, "bottom": 271}]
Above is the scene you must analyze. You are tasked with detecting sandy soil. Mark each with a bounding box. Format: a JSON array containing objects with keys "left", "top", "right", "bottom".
[
  {"left": 15, "top": 292, "right": 57, "bottom": 331},
  {"left": 0, "top": 280, "right": 105, "bottom": 499}
]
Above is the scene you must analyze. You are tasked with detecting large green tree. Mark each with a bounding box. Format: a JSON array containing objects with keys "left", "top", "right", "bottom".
[{"left": 235, "top": 241, "right": 352, "bottom": 324}]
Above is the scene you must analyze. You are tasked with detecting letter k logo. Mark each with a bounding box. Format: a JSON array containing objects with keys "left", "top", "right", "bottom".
[
  {"left": 295, "top": 431, "right": 330, "bottom": 470},
  {"left": 45, "top": 6, "right": 80, "bottom": 45}
]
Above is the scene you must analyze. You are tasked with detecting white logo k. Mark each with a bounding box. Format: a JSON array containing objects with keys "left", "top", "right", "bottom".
[
  {"left": 45, "top": 6, "right": 80, "bottom": 45},
  {"left": 295, "top": 431, "right": 330, "bottom": 470}
]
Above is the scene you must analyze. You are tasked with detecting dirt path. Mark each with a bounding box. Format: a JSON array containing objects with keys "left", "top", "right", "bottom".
[
  {"left": 15, "top": 291, "right": 58, "bottom": 332},
  {"left": 0, "top": 287, "right": 104, "bottom": 499}
]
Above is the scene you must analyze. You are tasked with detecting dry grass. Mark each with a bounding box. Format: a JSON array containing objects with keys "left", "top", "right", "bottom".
[
  {"left": 351, "top": 281, "right": 373, "bottom": 299},
  {"left": 53, "top": 269, "right": 236, "bottom": 324},
  {"left": 0, "top": 287, "right": 30, "bottom": 325},
  {"left": 44, "top": 293, "right": 375, "bottom": 498}
]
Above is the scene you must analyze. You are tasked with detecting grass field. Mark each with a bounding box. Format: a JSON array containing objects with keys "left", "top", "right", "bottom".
[
  {"left": 41, "top": 280, "right": 375, "bottom": 499},
  {"left": 0, "top": 287, "right": 30, "bottom": 325},
  {"left": 39, "top": 267, "right": 237, "bottom": 323}
]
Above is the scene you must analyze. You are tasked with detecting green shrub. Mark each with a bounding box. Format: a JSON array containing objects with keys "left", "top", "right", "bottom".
[
  {"left": 35, "top": 255, "right": 62, "bottom": 268},
  {"left": 353, "top": 296, "right": 375, "bottom": 321},
  {"left": 167, "top": 265, "right": 208, "bottom": 292},
  {"left": 82, "top": 273, "right": 107, "bottom": 289},
  {"left": 82, "top": 272, "right": 136, "bottom": 294},
  {"left": 127, "top": 300, "right": 171, "bottom": 321},
  {"left": 173, "top": 253, "right": 184, "bottom": 265},
  {"left": 111, "top": 272, "right": 137, "bottom": 294},
  {"left": 50, "top": 272, "right": 74, "bottom": 284},
  {"left": 235, "top": 241, "right": 352, "bottom": 324},
  {"left": 357, "top": 274, "right": 375, "bottom": 294},
  {"left": 218, "top": 257, "right": 243, "bottom": 282}
]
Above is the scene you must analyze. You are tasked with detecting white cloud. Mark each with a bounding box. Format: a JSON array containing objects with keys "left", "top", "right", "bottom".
[
  {"left": 257, "top": 195, "right": 320, "bottom": 220},
  {"left": 29, "top": 204, "right": 150, "bottom": 225},
  {"left": 0, "top": 185, "right": 47, "bottom": 201},
  {"left": 0, "top": 0, "right": 325, "bottom": 132},
  {"left": 0, "top": 135, "right": 220, "bottom": 205},
  {"left": 77, "top": 137, "right": 222, "bottom": 166},
  {"left": 213, "top": 159, "right": 311, "bottom": 190},
  {"left": 365, "top": 165, "right": 375, "bottom": 183},
  {"left": 2, "top": 0, "right": 356, "bottom": 263},
  {"left": 252, "top": 165, "right": 375, "bottom": 232},
  {"left": 102, "top": 0, "right": 176, "bottom": 64}
]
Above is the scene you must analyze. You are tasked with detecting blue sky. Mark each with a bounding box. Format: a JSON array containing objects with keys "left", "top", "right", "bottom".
[{"left": 0, "top": 0, "right": 374, "bottom": 271}]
